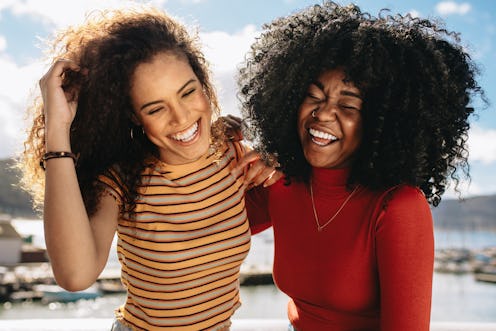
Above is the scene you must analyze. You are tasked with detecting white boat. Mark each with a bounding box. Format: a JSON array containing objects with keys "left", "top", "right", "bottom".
[{"left": 32, "top": 284, "right": 102, "bottom": 303}]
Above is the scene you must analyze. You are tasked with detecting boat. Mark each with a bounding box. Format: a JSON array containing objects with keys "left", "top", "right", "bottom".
[
  {"left": 474, "top": 265, "right": 496, "bottom": 284},
  {"left": 97, "top": 279, "right": 126, "bottom": 294},
  {"left": 32, "top": 284, "right": 102, "bottom": 303},
  {"left": 474, "top": 272, "right": 496, "bottom": 283}
]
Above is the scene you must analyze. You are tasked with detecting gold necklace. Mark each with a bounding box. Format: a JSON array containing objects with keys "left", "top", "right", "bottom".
[{"left": 309, "top": 179, "right": 359, "bottom": 232}]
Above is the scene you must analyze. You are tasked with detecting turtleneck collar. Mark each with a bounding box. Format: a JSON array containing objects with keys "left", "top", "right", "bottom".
[{"left": 311, "top": 167, "right": 351, "bottom": 197}]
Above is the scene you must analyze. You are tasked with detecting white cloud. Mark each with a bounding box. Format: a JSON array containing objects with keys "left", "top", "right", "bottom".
[
  {"left": 467, "top": 125, "right": 496, "bottom": 165},
  {"left": 200, "top": 25, "right": 260, "bottom": 115},
  {"left": 0, "top": 0, "right": 16, "bottom": 12},
  {"left": 0, "top": 97, "right": 25, "bottom": 157},
  {"left": 4, "top": 0, "right": 167, "bottom": 28},
  {"left": 443, "top": 178, "right": 496, "bottom": 199},
  {"left": 180, "top": 0, "right": 205, "bottom": 3},
  {"left": 200, "top": 25, "right": 259, "bottom": 73},
  {"left": 0, "top": 56, "right": 45, "bottom": 158},
  {"left": 435, "top": 1, "right": 471, "bottom": 16},
  {"left": 407, "top": 10, "right": 421, "bottom": 18},
  {"left": 441, "top": 125, "right": 496, "bottom": 198}
]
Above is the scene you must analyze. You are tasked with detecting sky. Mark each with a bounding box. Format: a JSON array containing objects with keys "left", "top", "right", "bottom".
[{"left": 0, "top": 0, "right": 495, "bottom": 198}]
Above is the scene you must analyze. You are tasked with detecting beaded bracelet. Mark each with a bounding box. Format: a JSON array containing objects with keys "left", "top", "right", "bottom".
[{"left": 40, "top": 151, "right": 78, "bottom": 170}]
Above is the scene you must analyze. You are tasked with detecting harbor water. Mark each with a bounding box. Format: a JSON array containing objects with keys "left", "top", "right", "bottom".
[{"left": 2, "top": 219, "right": 496, "bottom": 322}]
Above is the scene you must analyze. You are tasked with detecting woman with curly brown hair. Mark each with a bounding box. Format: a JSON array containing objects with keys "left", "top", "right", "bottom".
[
  {"left": 235, "top": 1, "right": 486, "bottom": 330},
  {"left": 18, "top": 6, "right": 279, "bottom": 331}
]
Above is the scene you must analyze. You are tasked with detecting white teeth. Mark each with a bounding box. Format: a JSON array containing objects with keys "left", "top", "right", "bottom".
[
  {"left": 309, "top": 128, "right": 338, "bottom": 141},
  {"left": 171, "top": 121, "right": 199, "bottom": 142}
]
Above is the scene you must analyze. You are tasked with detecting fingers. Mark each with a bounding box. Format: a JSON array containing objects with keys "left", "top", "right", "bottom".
[
  {"left": 231, "top": 151, "right": 260, "bottom": 179},
  {"left": 39, "top": 59, "right": 83, "bottom": 128},
  {"left": 223, "top": 115, "right": 243, "bottom": 141},
  {"left": 39, "top": 59, "right": 81, "bottom": 105},
  {"left": 55, "top": 58, "right": 81, "bottom": 74},
  {"left": 232, "top": 150, "right": 283, "bottom": 191},
  {"left": 242, "top": 161, "right": 283, "bottom": 190},
  {"left": 39, "top": 59, "right": 81, "bottom": 88},
  {"left": 262, "top": 169, "right": 284, "bottom": 188},
  {"left": 241, "top": 159, "right": 267, "bottom": 190},
  {"left": 223, "top": 115, "right": 242, "bottom": 127}
]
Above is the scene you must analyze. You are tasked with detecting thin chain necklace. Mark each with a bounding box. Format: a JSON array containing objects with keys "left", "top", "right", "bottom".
[{"left": 309, "top": 179, "right": 359, "bottom": 232}]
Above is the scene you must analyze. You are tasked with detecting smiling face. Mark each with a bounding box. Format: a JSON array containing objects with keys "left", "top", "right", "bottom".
[
  {"left": 130, "top": 52, "right": 212, "bottom": 165},
  {"left": 297, "top": 68, "right": 363, "bottom": 169}
]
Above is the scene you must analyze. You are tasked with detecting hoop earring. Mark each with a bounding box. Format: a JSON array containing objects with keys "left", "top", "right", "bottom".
[
  {"left": 311, "top": 109, "right": 318, "bottom": 119},
  {"left": 130, "top": 126, "right": 145, "bottom": 140}
]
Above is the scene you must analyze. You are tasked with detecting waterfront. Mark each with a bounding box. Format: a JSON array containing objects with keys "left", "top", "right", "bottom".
[
  {"left": 1, "top": 272, "right": 496, "bottom": 322},
  {"left": 1, "top": 219, "right": 495, "bottom": 322}
]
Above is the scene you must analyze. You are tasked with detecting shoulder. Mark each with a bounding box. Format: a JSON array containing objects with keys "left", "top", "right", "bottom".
[
  {"left": 374, "top": 186, "right": 434, "bottom": 255},
  {"left": 375, "top": 185, "right": 432, "bottom": 227},
  {"left": 97, "top": 165, "right": 126, "bottom": 205},
  {"left": 383, "top": 185, "right": 429, "bottom": 210},
  {"left": 98, "top": 165, "right": 121, "bottom": 185}
]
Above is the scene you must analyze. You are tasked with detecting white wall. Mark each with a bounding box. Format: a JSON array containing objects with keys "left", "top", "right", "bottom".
[{"left": 0, "top": 239, "right": 22, "bottom": 265}]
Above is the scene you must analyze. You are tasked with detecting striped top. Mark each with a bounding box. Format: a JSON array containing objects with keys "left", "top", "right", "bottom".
[{"left": 99, "top": 141, "right": 251, "bottom": 331}]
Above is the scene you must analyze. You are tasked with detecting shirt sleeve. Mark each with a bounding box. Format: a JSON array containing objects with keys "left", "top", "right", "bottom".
[
  {"left": 375, "top": 186, "right": 434, "bottom": 331},
  {"left": 230, "top": 141, "right": 272, "bottom": 234},
  {"left": 97, "top": 168, "right": 125, "bottom": 208},
  {"left": 245, "top": 185, "right": 273, "bottom": 235}
]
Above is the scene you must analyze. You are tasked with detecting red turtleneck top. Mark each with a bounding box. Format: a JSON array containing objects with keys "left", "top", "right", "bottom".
[{"left": 246, "top": 168, "right": 434, "bottom": 331}]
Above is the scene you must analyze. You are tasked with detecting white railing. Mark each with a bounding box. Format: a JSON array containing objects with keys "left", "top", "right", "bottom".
[{"left": 0, "top": 319, "right": 495, "bottom": 331}]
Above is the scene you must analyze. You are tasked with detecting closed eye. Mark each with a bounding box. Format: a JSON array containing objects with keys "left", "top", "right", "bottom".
[
  {"left": 339, "top": 104, "right": 360, "bottom": 111},
  {"left": 182, "top": 88, "right": 196, "bottom": 98},
  {"left": 147, "top": 107, "right": 164, "bottom": 115},
  {"left": 306, "top": 93, "right": 325, "bottom": 103}
]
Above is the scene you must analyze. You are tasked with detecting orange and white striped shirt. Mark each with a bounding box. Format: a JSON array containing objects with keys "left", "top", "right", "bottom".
[{"left": 99, "top": 141, "right": 251, "bottom": 330}]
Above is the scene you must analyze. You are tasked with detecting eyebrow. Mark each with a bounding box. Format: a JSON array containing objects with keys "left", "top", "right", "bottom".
[
  {"left": 341, "top": 90, "right": 362, "bottom": 99},
  {"left": 311, "top": 80, "right": 362, "bottom": 100},
  {"left": 139, "top": 78, "right": 197, "bottom": 111}
]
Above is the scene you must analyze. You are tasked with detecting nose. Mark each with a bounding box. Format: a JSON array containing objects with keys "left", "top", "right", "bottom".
[
  {"left": 313, "top": 101, "right": 338, "bottom": 121},
  {"left": 169, "top": 102, "right": 190, "bottom": 126}
]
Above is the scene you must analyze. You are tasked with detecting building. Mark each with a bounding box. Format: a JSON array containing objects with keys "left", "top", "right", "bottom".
[{"left": 0, "top": 215, "right": 23, "bottom": 265}]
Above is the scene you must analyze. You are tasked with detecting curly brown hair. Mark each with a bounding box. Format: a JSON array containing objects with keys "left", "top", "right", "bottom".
[
  {"left": 238, "top": 1, "right": 486, "bottom": 206},
  {"left": 19, "top": 6, "right": 224, "bottom": 217}
]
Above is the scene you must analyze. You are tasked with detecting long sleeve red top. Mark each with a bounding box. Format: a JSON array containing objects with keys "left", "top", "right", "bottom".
[{"left": 246, "top": 167, "right": 434, "bottom": 331}]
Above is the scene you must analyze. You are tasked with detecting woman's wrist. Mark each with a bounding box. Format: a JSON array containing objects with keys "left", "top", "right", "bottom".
[{"left": 45, "top": 125, "right": 72, "bottom": 151}]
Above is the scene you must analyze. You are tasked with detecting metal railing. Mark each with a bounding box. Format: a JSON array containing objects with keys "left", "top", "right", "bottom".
[{"left": 0, "top": 319, "right": 495, "bottom": 331}]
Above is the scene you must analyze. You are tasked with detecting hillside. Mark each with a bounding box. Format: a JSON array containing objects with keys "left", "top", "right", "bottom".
[
  {"left": 431, "top": 194, "right": 496, "bottom": 230},
  {"left": 0, "top": 158, "right": 38, "bottom": 218},
  {"left": 0, "top": 158, "right": 495, "bottom": 229}
]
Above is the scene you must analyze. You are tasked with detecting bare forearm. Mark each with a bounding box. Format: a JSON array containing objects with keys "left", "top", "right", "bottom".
[
  {"left": 43, "top": 160, "right": 102, "bottom": 290},
  {"left": 43, "top": 129, "right": 101, "bottom": 290}
]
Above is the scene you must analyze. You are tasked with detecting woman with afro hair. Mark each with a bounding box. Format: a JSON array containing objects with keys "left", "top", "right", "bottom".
[
  {"left": 235, "top": 1, "right": 485, "bottom": 330},
  {"left": 18, "top": 6, "right": 279, "bottom": 331}
]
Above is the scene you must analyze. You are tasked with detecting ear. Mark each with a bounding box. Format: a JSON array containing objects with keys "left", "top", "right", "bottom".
[{"left": 130, "top": 112, "right": 141, "bottom": 126}]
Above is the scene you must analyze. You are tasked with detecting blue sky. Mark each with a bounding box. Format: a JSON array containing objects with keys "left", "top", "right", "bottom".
[{"left": 0, "top": 0, "right": 494, "bottom": 198}]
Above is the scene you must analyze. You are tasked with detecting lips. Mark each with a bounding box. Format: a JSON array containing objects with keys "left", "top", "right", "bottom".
[
  {"left": 308, "top": 127, "right": 338, "bottom": 146},
  {"left": 169, "top": 120, "right": 200, "bottom": 142}
]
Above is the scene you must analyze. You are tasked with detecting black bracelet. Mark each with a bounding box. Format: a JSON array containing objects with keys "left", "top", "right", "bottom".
[{"left": 40, "top": 151, "right": 78, "bottom": 170}]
